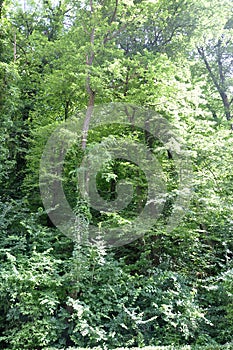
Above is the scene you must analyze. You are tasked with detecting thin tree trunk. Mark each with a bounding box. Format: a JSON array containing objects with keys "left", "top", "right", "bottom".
[
  {"left": 13, "top": 33, "right": 17, "bottom": 62},
  {"left": 81, "top": 0, "right": 120, "bottom": 149},
  {"left": 197, "top": 46, "right": 232, "bottom": 121},
  {"left": 64, "top": 99, "right": 70, "bottom": 120},
  {"left": 81, "top": 9, "right": 95, "bottom": 150},
  {"left": 220, "top": 91, "right": 231, "bottom": 121}
]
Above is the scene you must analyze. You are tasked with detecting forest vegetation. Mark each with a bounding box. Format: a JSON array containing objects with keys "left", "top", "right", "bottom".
[{"left": 0, "top": 0, "right": 233, "bottom": 349}]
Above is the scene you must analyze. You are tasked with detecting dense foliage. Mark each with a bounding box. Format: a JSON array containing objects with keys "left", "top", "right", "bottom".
[{"left": 0, "top": 0, "right": 233, "bottom": 349}]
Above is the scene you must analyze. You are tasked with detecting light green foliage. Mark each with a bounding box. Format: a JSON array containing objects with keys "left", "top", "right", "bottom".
[
  {"left": 0, "top": 62, "right": 23, "bottom": 196},
  {"left": 0, "top": 0, "right": 233, "bottom": 348}
]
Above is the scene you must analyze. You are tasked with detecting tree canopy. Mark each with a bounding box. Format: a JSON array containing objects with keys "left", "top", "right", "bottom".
[{"left": 0, "top": 0, "right": 233, "bottom": 349}]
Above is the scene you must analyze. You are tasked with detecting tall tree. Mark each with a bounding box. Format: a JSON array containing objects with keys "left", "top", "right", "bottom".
[{"left": 195, "top": 0, "right": 233, "bottom": 122}]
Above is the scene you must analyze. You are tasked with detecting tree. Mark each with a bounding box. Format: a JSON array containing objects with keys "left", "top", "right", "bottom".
[
  {"left": 1, "top": 0, "right": 233, "bottom": 348},
  {"left": 195, "top": 1, "right": 233, "bottom": 122}
]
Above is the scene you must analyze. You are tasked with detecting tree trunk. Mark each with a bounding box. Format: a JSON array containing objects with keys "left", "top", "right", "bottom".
[{"left": 220, "top": 91, "right": 231, "bottom": 121}]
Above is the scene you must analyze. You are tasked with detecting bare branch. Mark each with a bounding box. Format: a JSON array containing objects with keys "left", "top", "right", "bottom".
[
  {"left": 197, "top": 46, "right": 221, "bottom": 92},
  {"left": 109, "top": 0, "right": 118, "bottom": 24}
]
